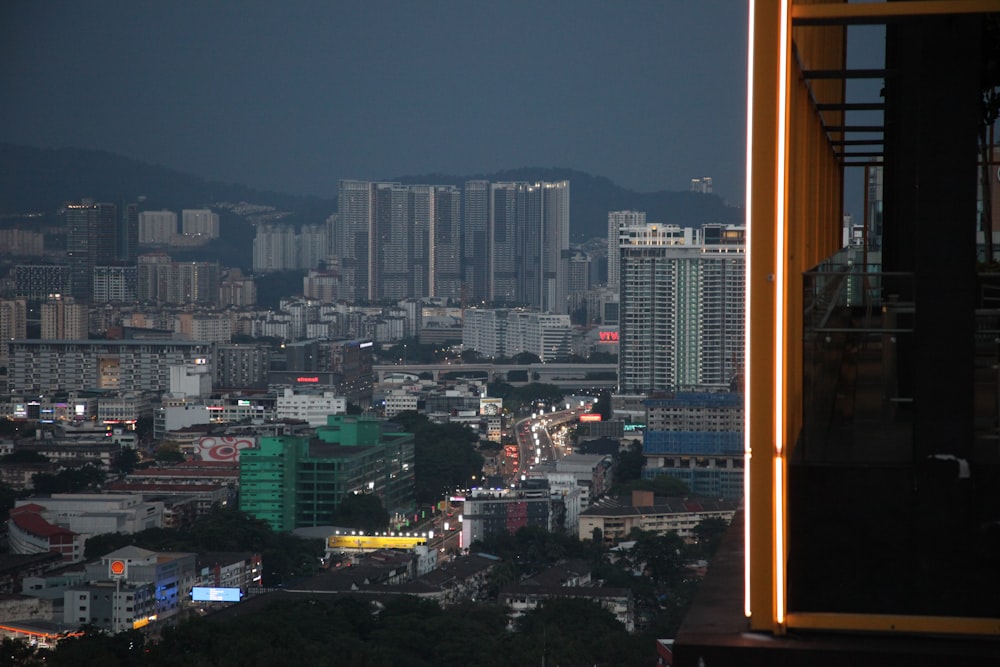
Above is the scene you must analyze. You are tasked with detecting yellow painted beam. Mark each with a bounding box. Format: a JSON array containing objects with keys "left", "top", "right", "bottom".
[
  {"left": 786, "top": 612, "right": 1000, "bottom": 636},
  {"left": 793, "top": 0, "right": 1000, "bottom": 23}
]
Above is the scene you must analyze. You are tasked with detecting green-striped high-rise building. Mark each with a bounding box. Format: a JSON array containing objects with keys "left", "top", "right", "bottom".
[{"left": 239, "top": 414, "right": 415, "bottom": 532}]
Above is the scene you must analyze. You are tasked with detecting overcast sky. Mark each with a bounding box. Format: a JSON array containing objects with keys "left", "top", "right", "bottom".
[{"left": 1, "top": 1, "right": 749, "bottom": 201}]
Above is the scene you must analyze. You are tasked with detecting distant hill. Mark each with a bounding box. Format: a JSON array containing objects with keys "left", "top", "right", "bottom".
[
  {"left": 0, "top": 143, "right": 335, "bottom": 223},
  {"left": 0, "top": 143, "right": 742, "bottom": 243}
]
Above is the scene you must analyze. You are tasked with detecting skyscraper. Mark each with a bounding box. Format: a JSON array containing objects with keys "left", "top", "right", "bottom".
[
  {"left": 119, "top": 202, "right": 139, "bottom": 263},
  {"left": 618, "top": 222, "right": 745, "bottom": 394},
  {"left": 334, "top": 180, "right": 375, "bottom": 302},
  {"left": 488, "top": 180, "right": 570, "bottom": 313},
  {"left": 462, "top": 180, "right": 490, "bottom": 304},
  {"left": 432, "top": 185, "right": 463, "bottom": 301},
  {"left": 66, "top": 200, "right": 117, "bottom": 301},
  {"left": 607, "top": 210, "right": 646, "bottom": 291}
]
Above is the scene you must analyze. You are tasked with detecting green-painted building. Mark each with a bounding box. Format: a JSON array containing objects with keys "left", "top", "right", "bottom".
[{"left": 239, "top": 414, "right": 415, "bottom": 531}]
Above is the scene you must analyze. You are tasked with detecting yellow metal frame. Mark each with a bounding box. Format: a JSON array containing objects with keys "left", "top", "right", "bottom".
[{"left": 745, "top": 0, "right": 1000, "bottom": 637}]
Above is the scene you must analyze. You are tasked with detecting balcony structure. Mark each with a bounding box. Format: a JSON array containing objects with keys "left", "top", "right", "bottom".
[{"left": 675, "top": 1, "right": 1000, "bottom": 664}]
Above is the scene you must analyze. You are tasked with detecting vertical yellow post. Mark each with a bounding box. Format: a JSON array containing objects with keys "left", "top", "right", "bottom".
[{"left": 745, "top": 0, "right": 789, "bottom": 633}]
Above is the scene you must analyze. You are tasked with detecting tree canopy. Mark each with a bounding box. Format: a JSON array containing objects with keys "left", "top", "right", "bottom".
[
  {"left": 83, "top": 507, "right": 324, "bottom": 586},
  {"left": 331, "top": 492, "right": 390, "bottom": 533},
  {"left": 391, "top": 412, "right": 483, "bottom": 504}
]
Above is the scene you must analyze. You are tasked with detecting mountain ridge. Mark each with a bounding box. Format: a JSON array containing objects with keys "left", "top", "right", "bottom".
[{"left": 0, "top": 143, "right": 743, "bottom": 241}]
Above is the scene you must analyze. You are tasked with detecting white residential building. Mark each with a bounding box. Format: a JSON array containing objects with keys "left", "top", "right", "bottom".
[
  {"left": 275, "top": 388, "right": 346, "bottom": 427},
  {"left": 181, "top": 209, "right": 220, "bottom": 239},
  {"left": 607, "top": 210, "right": 646, "bottom": 291},
  {"left": 619, "top": 223, "right": 745, "bottom": 393},
  {"left": 6, "top": 340, "right": 212, "bottom": 395},
  {"left": 138, "top": 210, "right": 178, "bottom": 244}
]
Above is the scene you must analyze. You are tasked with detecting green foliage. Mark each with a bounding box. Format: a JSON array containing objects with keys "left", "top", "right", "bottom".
[
  {"left": 588, "top": 350, "right": 618, "bottom": 364},
  {"left": 615, "top": 440, "right": 646, "bottom": 485},
  {"left": 331, "top": 492, "right": 390, "bottom": 533},
  {"left": 613, "top": 472, "right": 691, "bottom": 498},
  {"left": 0, "top": 420, "right": 32, "bottom": 439},
  {"left": 154, "top": 442, "right": 185, "bottom": 463},
  {"left": 690, "top": 516, "right": 730, "bottom": 560},
  {"left": 112, "top": 447, "right": 140, "bottom": 475},
  {"left": 510, "top": 598, "right": 649, "bottom": 667},
  {"left": 0, "top": 636, "right": 47, "bottom": 666},
  {"left": 32, "top": 464, "right": 105, "bottom": 494},
  {"left": 41, "top": 592, "right": 648, "bottom": 667},
  {"left": 84, "top": 507, "right": 324, "bottom": 586},
  {"left": 592, "top": 389, "right": 612, "bottom": 420},
  {"left": 471, "top": 525, "right": 597, "bottom": 576},
  {"left": 254, "top": 270, "right": 306, "bottom": 309},
  {"left": 393, "top": 412, "right": 483, "bottom": 504},
  {"left": 0, "top": 481, "right": 24, "bottom": 522},
  {"left": 378, "top": 337, "right": 443, "bottom": 364},
  {"left": 0, "top": 449, "right": 49, "bottom": 463}
]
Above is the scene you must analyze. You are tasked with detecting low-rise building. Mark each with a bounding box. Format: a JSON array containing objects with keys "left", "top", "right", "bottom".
[
  {"left": 578, "top": 490, "right": 738, "bottom": 545},
  {"left": 85, "top": 546, "right": 197, "bottom": 622},
  {"left": 500, "top": 584, "right": 635, "bottom": 632},
  {"left": 9, "top": 495, "right": 165, "bottom": 561},
  {"left": 195, "top": 552, "right": 263, "bottom": 591}
]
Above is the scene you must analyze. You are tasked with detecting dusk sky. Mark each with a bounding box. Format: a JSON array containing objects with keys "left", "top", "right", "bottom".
[{"left": 1, "top": 1, "right": 751, "bottom": 203}]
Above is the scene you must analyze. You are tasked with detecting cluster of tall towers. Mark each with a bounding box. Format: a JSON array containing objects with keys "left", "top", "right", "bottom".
[{"left": 331, "top": 179, "right": 570, "bottom": 312}]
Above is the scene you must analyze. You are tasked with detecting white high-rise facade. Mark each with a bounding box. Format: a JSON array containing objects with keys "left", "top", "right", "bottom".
[
  {"left": 138, "top": 210, "right": 178, "bottom": 244},
  {"left": 607, "top": 210, "right": 646, "bottom": 291},
  {"left": 333, "top": 179, "right": 568, "bottom": 311},
  {"left": 488, "top": 180, "right": 570, "bottom": 313},
  {"left": 619, "top": 223, "right": 745, "bottom": 394},
  {"left": 181, "top": 209, "right": 220, "bottom": 239}
]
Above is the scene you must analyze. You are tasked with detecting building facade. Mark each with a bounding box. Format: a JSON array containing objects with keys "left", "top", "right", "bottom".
[
  {"left": 239, "top": 415, "right": 415, "bottom": 531},
  {"left": 618, "top": 223, "right": 745, "bottom": 393},
  {"left": 6, "top": 340, "right": 212, "bottom": 394}
]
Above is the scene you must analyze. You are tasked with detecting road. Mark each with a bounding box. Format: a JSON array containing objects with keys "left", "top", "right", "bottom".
[{"left": 507, "top": 408, "right": 588, "bottom": 480}]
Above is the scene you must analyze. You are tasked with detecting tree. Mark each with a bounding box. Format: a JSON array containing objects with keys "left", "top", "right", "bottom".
[
  {"left": 32, "top": 464, "right": 105, "bottom": 494},
  {"left": 394, "top": 412, "right": 484, "bottom": 504},
  {"left": 0, "top": 450, "right": 49, "bottom": 464},
  {"left": 690, "top": 516, "right": 730, "bottom": 559},
  {"left": 111, "top": 447, "right": 140, "bottom": 475},
  {"left": 332, "top": 492, "right": 389, "bottom": 533},
  {"left": 592, "top": 390, "right": 612, "bottom": 420},
  {"left": 154, "top": 441, "right": 185, "bottom": 463},
  {"left": 587, "top": 350, "right": 617, "bottom": 364},
  {"left": 0, "top": 481, "right": 23, "bottom": 522},
  {"left": 615, "top": 440, "right": 645, "bottom": 484}
]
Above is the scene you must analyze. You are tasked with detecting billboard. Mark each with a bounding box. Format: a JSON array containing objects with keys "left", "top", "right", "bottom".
[
  {"left": 327, "top": 535, "right": 428, "bottom": 550},
  {"left": 480, "top": 398, "right": 502, "bottom": 416},
  {"left": 191, "top": 587, "right": 242, "bottom": 603},
  {"left": 579, "top": 413, "right": 603, "bottom": 422},
  {"left": 193, "top": 436, "right": 256, "bottom": 462}
]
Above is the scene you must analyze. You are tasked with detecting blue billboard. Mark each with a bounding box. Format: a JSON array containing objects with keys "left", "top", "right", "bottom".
[{"left": 191, "top": 587, "right": 242, "bottom": 602}]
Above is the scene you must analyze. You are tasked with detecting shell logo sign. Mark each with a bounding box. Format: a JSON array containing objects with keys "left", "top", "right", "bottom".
[{"left": 109, "top": 559, "right": 127, "bottom": 578}]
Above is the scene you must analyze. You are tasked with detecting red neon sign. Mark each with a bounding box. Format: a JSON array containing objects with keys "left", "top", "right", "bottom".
[
  {"left": 296, "top": 376, "right": 320, "bottom": 383},
  {"left": 598, "top": 331, "right": 619, "bottom": 342},
  {"left": 579, "top": 413, "right": 603, "bottom": 422}
]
